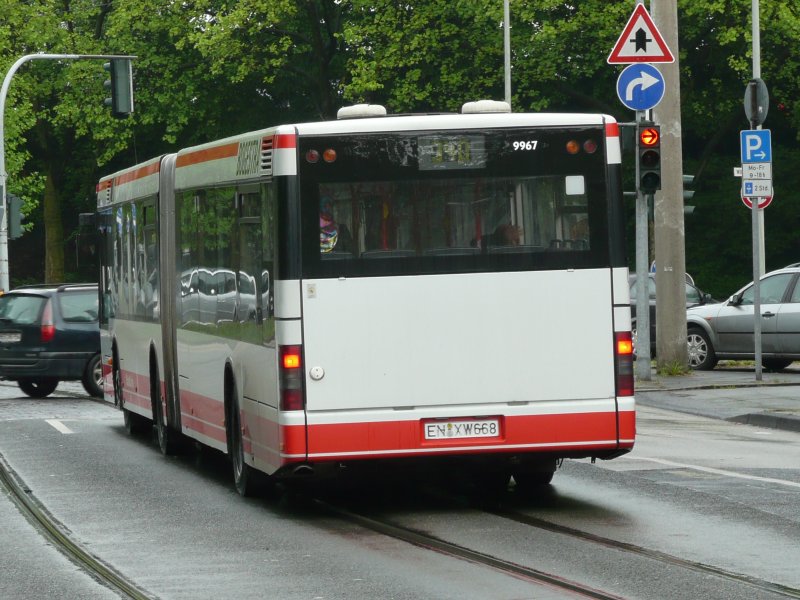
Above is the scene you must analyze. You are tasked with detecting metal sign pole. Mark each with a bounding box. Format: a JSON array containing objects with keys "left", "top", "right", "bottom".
[
  {"left": 634, "top": 109, "right": 652, "bottom": 380},
  {"left": 751, "top": 0, "right": 763, "bottom": 382}
]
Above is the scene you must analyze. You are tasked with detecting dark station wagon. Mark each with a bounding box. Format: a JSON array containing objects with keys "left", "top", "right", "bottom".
[{"left": 0, "top": 283, "right": 101, "bottom": 398}]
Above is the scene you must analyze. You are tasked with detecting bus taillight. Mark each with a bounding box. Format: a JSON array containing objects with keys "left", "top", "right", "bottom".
[
  {"left": 614, "top": 332, "right": 634, "bottom": 397},
  {"left": 279, "top": 345, "right": 305, "bottom": 411}
]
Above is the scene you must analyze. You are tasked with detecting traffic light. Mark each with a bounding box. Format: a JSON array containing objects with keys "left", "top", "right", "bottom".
[
  {"left": 682, "top": 174, "right": 695, "bottom": 201},
  {"left": 8, "top": 194, "right": 23, "bottom": 240},
  {"left": 103, "top": 58, "right": 134, "bottom": 117},
  {"left": 619, "top": 122, "right": 636, "bottom": 153},
  {"left": 637, "top": 123, "right": 661, "bottom": 194},
  {"left": 683, "top": 174, "right": 695, "bottom": 215}
]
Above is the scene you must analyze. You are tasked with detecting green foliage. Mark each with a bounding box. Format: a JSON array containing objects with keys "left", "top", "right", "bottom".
[
  {"left": 343, "top": 0, "right": 505, "bottom": 112},
  {"left": 1, "top": 0, "right": 800, "bottom": 287}
]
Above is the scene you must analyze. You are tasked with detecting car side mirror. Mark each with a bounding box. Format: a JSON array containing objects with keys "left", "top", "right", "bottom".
[{"left": 729, "top": 293, "right": 742, "bottom": 306}]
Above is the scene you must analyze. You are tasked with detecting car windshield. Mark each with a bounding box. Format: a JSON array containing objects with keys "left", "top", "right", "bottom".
[
  {"left": 59, "top": 290, "right": 99, "bottom": 322},
  {"left": 0, "top": 294, "right": 46, "bottom": 325}
]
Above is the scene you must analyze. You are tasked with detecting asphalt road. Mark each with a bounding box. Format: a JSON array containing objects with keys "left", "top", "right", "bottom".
[{"left": 0, "top": 373, "right": 798, "bottom": 600}]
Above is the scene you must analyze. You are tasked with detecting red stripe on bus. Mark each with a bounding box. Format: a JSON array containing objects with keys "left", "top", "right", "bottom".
[
  {"left": 176, "top": 142, "right": 240, "bottom": 168},
  {"left": 115, "top": 161, "right": 160, "bottom": 186},
  {"left": 304, "top": 411, "right": 623, "bottom": 458},
  {"left": 181, "top": 412, "right": 227, "bottom": 444},
  {"left": 605, "top": 122, "right": 620, "bottom": 138},
  {"left": 180, "top": 388, "right": 225, "bottom": 426},
  {"left": 274, "top": 133, "right": 296, "bottom": 149},
  {"left": 618, "top": 409, "right": 636, "bottom": 442},
  {"left": 96, "top": 180, "right": 112, "bottom": 192}
]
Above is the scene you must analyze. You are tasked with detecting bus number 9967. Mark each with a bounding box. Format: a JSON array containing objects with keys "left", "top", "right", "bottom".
[{"left": 512, "top": 140, "right": 539, "bottom": 151}]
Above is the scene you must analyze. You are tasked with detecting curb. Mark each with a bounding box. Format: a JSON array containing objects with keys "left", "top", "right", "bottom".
[{"left": 727, "top": 412, "right": 800, "bottom": 433}]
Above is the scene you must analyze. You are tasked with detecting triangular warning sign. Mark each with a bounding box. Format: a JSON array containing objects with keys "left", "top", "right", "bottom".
[{"left": 607, "top": 4, "right": 675, "bottom": 64}]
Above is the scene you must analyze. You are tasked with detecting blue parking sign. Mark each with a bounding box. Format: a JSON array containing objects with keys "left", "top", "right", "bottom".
[{"left": 740, "top": 130, "right": 772, "bottom": 163}]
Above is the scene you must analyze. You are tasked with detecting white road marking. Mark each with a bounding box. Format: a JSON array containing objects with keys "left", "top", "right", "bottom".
[
  {"left": 45, "top": 419, "right": 74, "bottom": 435},
  {"left": 623, "top": 455, "right": 800, "bottom": 489}
]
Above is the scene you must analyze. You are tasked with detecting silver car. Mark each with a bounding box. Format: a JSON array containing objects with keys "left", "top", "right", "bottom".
[{"left": 686, "top": 265, "right": 800, "bottom": 371}]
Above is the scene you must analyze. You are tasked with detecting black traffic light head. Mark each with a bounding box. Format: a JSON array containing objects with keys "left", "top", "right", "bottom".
[
  {"left": 8, "top": 194, "right": 23, "bottom": 240},
  {"left": 638, "top": 123, "right": 661, "bottom": 194},
  {"left": 103, "top": 58, "right": 134, "bottom": 117}
]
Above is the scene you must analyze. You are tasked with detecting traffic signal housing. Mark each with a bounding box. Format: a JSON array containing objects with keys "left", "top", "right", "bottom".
[
  {"left": 638, "top": 123, "right": 661, "bottom": 194},
  {"left": 103, "top": 58, "right": 134, "bottom": 117},
  {"left": 7, "top": 194, "right": 23, "bottom": 240},
  {"left": 683, "top": 174, "right": 695, "bottom": 215}
]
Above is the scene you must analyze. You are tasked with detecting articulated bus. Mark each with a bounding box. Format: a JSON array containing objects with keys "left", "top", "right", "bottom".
[{"left": 97, "top": 101, "right": 634, "bottom": 495}]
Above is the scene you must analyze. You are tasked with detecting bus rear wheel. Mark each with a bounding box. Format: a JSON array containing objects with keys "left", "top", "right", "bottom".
[
  {"left": 228, "top": 381, "right": 255, "bottom": 497},
  {"left": 513, "top": 458, "right": 557, "bottom": 492}
]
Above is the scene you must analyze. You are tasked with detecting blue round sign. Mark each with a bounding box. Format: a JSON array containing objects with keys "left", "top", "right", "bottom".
[{"left": 616, "top": 64, "right": 665, "bottom": 111}]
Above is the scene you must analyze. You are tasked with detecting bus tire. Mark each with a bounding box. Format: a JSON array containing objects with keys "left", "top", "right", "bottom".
[
  {"left": 123, "top": 409, "right": 149, "bottom": 436},
  {"left": 112, "top": 347, "right": 122, "bottom": 409},
  {"left": 471, "top": 467, "right": 511, "bottom": 494},
  {"left": 152, "top": 359, "right": 179, "bottom": 455},
  {"left": 513, "top": 467, "right": 556, "bottom": 491},
  {"left": 227, "top": 378, "right": 255, "bottom": 497}
]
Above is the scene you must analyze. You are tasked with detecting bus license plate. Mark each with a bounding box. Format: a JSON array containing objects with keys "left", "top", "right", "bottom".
[
  {"left": 0, "top": 332, "right": 21, "bottom": 343},
  {"left": 424, "top": 418, "right": 500, "bottom": 440}
]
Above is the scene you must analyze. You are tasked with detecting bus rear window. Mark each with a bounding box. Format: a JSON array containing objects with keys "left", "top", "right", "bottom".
[
  {"left": 300, "top": 127, "right": 612, "bottom": 278},
  {"left": 318, "top": 175, "right": 589, "bottom": 259}
]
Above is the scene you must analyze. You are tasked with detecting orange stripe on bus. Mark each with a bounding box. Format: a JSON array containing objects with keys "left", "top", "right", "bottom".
[
  {"left": 114, "top": 161, "right": 160, "bottom": 186},
  {"left": 176, "top": 142, "right": 240, "bottom": 168},
  {"left": 96, "top": 180, "right": 112, "bottom": 192}
]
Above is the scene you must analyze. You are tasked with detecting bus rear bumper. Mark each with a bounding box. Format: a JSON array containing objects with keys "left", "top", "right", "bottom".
[{"left": 279, "top": 397, "right": 636, "bottom": 465}]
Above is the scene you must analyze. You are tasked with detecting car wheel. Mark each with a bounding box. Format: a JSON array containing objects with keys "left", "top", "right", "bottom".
[
  {"left": 762, "top": 358, "right": 793, "bottom": 372},
  {"left": 18, "top": 378, "right": 59, "bottom": 398},
  {"left": 687, "top": 328, "right": 718, "bottom": 370},
  {"left": 81, "top": 354, "right": 103, "bottom": 398}
]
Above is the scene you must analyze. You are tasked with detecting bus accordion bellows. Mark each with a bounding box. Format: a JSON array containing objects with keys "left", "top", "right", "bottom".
[{"left": 96, "top": 102, "right": 635, "bottom": 495}]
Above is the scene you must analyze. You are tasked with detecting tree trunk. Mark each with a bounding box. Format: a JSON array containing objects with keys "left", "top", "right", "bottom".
[{"left": 43, "top": 170, "right": 64, "bottom": 283}]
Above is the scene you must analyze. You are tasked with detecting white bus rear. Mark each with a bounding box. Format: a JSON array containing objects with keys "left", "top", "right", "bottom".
[{"left": 99, "top": 106, "right": 634, "bottom": 493}]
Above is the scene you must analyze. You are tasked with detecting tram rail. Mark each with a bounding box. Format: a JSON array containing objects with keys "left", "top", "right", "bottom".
[{"left": 0, "top": 454, "right": 154, "bottom": 600}]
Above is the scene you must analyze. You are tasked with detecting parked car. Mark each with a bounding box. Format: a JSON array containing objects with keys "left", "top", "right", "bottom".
[
  {"left": 629, "top": 273, "right": 715, "bottom": 354},
  {"left": 686, "top": 265, "right": 800, "bottom": 371},
  {"left": 0, "top": 283, "right": 101, "bottom": 398}
]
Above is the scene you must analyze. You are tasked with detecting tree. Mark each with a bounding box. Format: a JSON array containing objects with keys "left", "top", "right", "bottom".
[
  {"left": 2, "top": 0, "right": 799, "bottom": 293},
  {"left": 343, "top": 0, "right": 506, "bottom": 111}
]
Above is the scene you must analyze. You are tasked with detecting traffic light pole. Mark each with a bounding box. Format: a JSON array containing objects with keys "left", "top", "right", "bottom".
[
  {"left": 0, "top": 53, "right": 134, "bottom": 291},
  {"left": 634, "top": 110, "right": 653, "bottom": 380}
]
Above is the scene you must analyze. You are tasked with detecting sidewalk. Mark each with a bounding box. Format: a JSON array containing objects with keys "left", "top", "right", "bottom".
[{"left": 634, "top": 363, "right": 800, "bottom": 433}]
